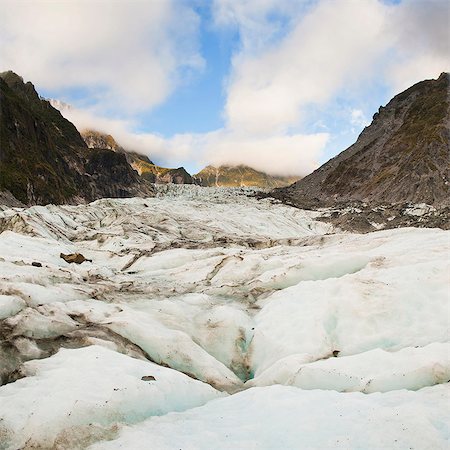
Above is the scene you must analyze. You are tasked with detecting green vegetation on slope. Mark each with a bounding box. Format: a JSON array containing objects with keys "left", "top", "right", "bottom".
[
  {"left": 133, "top": 160, "right": 193, "bottom": 184},
  {"left": 194, "top": 165, "right": 300, "bottom": 188},
  {"left": 0, "top": 71, "right": 151, "bottom": 205}
]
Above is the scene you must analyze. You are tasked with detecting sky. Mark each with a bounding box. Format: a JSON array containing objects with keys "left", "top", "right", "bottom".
[{"left": 0, "top": 0, "right": 448, "bottom": 176}]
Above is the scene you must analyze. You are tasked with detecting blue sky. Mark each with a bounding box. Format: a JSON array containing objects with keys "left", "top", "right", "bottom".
[
  {"left": 134, "top": 15, "right": 235, "bottom": 136},
  {"left": 1, "top": 0, "right": 448, "bottom": 175}
]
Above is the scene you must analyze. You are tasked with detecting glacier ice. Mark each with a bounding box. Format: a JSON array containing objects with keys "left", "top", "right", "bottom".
[
  {"left": 89, "top": 384, "right": 450, "bottom": 450},
  {"left": 0, "top": 186, "right": 448, "bottom": 448},
  {"left": 0, "top": 345, "right": 223, "bottom": 449}
]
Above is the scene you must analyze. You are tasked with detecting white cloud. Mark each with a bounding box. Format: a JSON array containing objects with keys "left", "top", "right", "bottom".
[
  {"left": 172, "top": 130, "right": 328, "bottom": 176},
  {"left": 350, "top": 109, "right": 370, "bottom": 128},
  {"left": 55, "top": 0, "right": 449, "bottom": 176},
  {"left": 212, "top": 0, "right": 301, "bottom": 52},
  {"left": 57, "top": 103, "right": 327, "bottom": 176},
  {"left": 3, "top": 0, "right": 448, "bottom": 177},
  {"left": 0, "top": 0, "right": 203, "bottom": 113},
  {"left": 217, "top": 0, "right": 449, "bottom": 134},
  {"left": 385, "top": 0, "right": 450, "bottom": 92},
  {"left": 221, "top": 0, "right": 389, "bottom": 134}
]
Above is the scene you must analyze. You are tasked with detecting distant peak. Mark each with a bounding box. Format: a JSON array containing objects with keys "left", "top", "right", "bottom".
[{"left": 194, "top": 164, "right": 300, "bottom": 188}]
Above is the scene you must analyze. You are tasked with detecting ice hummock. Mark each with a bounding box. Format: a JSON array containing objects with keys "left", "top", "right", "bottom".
[{"left": 0, "top": 185, "right": 448, "bottom": 449}]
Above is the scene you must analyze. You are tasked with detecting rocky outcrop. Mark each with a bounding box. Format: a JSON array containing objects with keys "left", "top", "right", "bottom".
[
  {"left": 81, "top": 129, "right": 155, "bottom": 167},
  {"left": 0, "top": 71, "right": 153, "bottom": 206},
  {"left": 81, "top": 130, "right": 119, "bottom": 151},
  {"left": 194, "top": 165, "right": 299, "bottom": 188},
  {"left": 83, "top": 148, "right": 153, "bottom": 199},
  {"left": 81, "top": 129, "right": 193, "bottom": 185},
  {"left": 274, "top": 73, "right": 450, "bottom": 208}
]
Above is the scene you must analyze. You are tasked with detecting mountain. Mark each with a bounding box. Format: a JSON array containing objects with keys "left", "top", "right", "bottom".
[
  {"left": 0, "top": 71, "right": 152, "bottom": 205},
  {"left": 80, "top": 129, "right": 192, "bottom": 184},
  {"left": 194, "top": 165, "right": 300, "bottom": 188},
  {"left": 81, "top": 131, "right": 297, "bottom": 187},
  {"left": 274, "top": 73, "right": 450, "bottom": 208},
  {"left": 135, "top": 161, "right": 194, "bottom": 184},
  {"left": 81, "top": 129, "right": 155, "bottom": 169}
]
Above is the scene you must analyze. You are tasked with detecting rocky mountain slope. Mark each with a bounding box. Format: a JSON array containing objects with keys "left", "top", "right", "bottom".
[
  {"left": 130, "top": 160, "right": 194, "bottom": 184},
  {"left": 81, "top": 129, "right": 155, "bottom": 167},
  {"left": 275, "top": 73, "right": 449, "bottom": 208},
  {"left": 81, "top": 131, "right": 294, "bottom": 188},
  {"left": 194, "top": 165, "right": 299, "bottom": 188},
  {"left": 81, "top": 129, "right": 193, "bottom": 184},
  {"left": 0, "top": 71, "right": 152, "bottom": 206}
]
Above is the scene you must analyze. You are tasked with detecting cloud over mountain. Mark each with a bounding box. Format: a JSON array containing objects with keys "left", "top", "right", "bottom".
[
  {"left": 0, "top": 0, "right": 203, "bottom": 113},
  {"left": 3, "top": 0, "right": 447, "bottom": 176},
  {"left": 218, "top": 0, "right": 449, "bottom": 134}
]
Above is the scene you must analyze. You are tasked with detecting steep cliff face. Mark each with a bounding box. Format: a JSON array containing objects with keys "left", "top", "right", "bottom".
[
  {"left": 194, "top": 165, "right": 300, "bottom": 188},
  {"left": 81, "top": 129, "right": 193, "bottom": 184},
  {"left": 0, "top": 72, "right": 152, "bottom": 205},
  {"left": 275, "top": 73, "right": 450, "bottom": 207},
  {"left": 81, "top": 129, "right": 155, "bottom": 166},
  {"left": 0, "top": 72, "right": 86, "bottom": 204}
]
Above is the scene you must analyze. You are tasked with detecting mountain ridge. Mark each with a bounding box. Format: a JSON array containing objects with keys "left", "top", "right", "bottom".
[
  {"left": 273, "top": 73, "right": 449, "bottom": 208},
  {"left": 194, "top": 165, "right": 300, "bottom": 188},
  {"left": 0, "top": 71, "right": 153, "bottom": 205},
  {"left": 80, "top": 130, "right": 296, "bottom": 188},
  {"left": 80, "top": 130, "right": 194, "bottom": 184}
]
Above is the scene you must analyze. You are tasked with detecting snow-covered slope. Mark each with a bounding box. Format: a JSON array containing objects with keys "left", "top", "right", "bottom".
[{"left": 0, "top": 185, "right": 448, "bottom": 449}]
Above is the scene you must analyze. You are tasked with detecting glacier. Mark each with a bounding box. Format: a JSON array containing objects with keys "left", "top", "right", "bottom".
[{"left": 0, "top": 185, "right": 448, "bottom": 449}]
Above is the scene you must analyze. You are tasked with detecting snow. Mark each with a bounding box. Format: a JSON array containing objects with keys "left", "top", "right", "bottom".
[
  {"left": 0, "top": 185, "right": 449, "bottom": 448},
  {"left": 405, "top": 203, "right": 436, "bottom": 217}
]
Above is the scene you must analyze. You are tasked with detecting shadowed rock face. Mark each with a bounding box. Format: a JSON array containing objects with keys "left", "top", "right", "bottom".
[
  {"left": 81, "top": 129, "right": 155, "bottom": 167},
  {"left": 275, "top": 73, "right": 450, "bottom": 208},
  {"left": 0, "top": 71, "right": 153, "bottom": 206},
  {"left": 81, "top": 129, "right": 193, "bottom": 185}
]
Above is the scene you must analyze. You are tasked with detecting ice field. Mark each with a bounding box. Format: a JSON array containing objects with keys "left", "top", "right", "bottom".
[{"left": 0, "top": 186, "right": 448, "bottom": 449}]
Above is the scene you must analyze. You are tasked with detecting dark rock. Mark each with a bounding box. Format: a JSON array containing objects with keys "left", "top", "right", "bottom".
[
  {"left": 81, "top": 129, "right": 155, "bottom": 165},
  {"left": 0, "top": 71, "right": 154, "bottom": 206},
  {"left": 141, "top": 375, "right": 156, "bottom": 381},
  {"left": 60, "top": 253, "right": 91, "bottom": 264}
]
